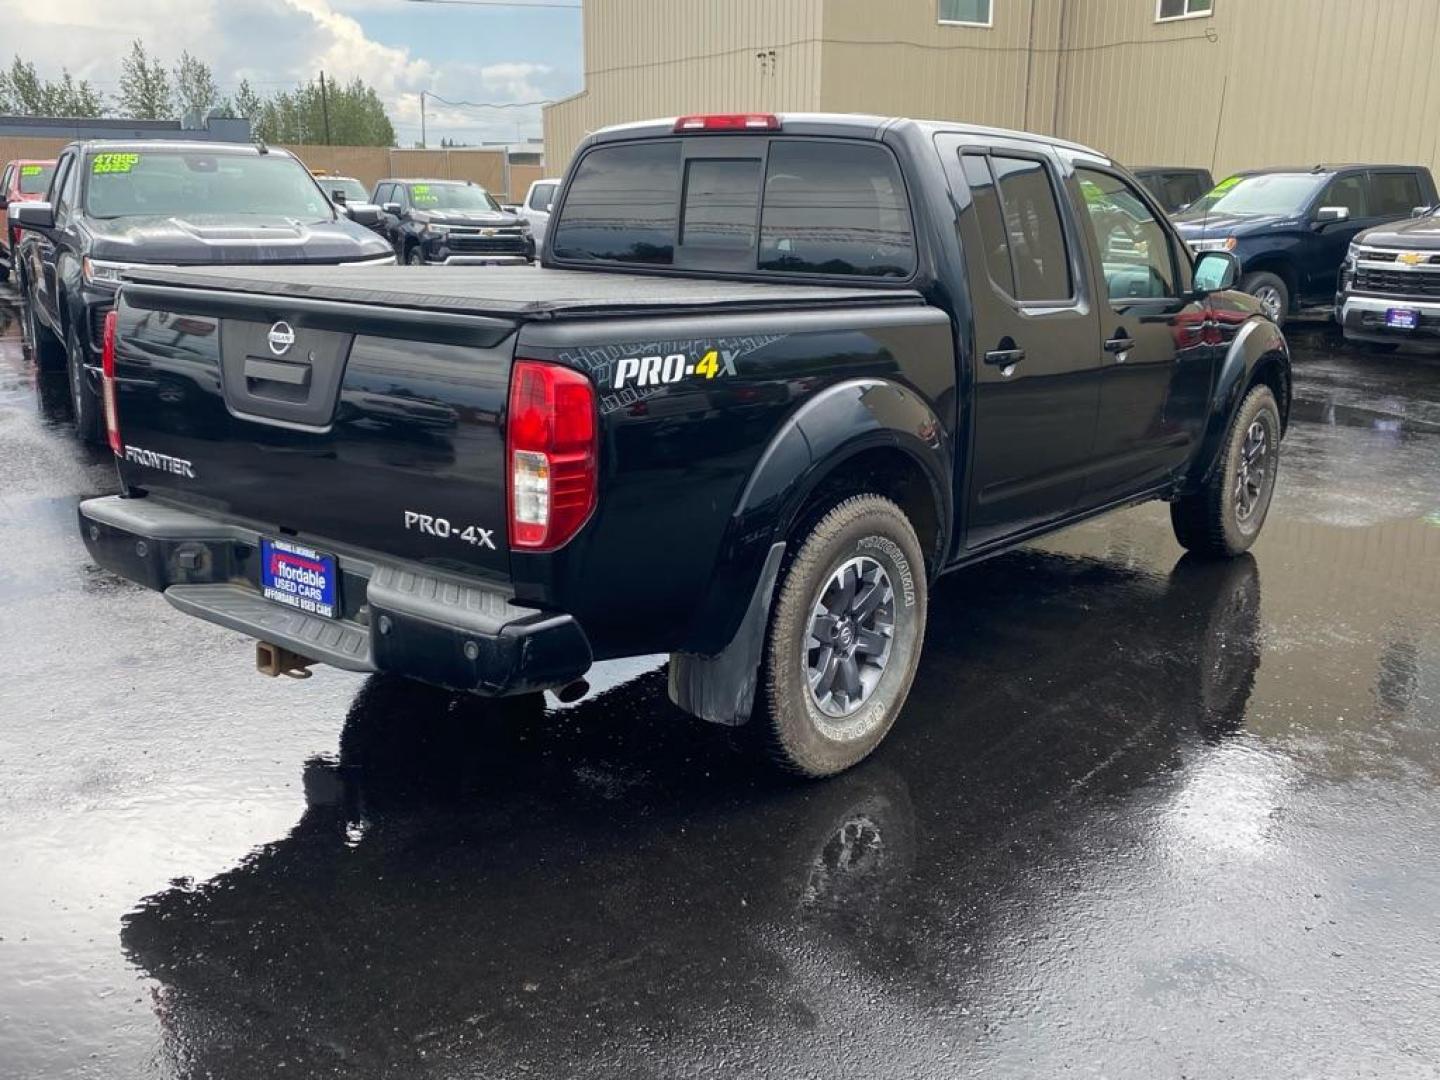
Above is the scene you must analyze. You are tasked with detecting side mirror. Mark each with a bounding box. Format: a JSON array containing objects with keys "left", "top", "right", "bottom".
[
  {"left": 1411, "top": 205, "right": 1433, "bottom": 218},
  {"left": 1193, "top": 250, "right": 1239, "bottom": 294},
  {"left": 382, "top": 202, "right": 402, "bottom": 216},
  {"left": 346, "top": 203, "right": 381, "bottom": 227},
  {"left": 10, "top": 200, "right": 55, "bottom": 232},
  {"left": 1314, "top": 205, "right": 1350, "bottom": 224}
]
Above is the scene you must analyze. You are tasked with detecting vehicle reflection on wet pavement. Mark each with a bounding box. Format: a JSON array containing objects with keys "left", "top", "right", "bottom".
[{"left": 1, "top": 283, "right": 1437, "bottom": 1078}]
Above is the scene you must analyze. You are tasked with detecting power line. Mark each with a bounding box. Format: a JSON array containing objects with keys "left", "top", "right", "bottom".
[
  {"left": 405, "top": 0, "right": 580, "bottom": 8},
  {"left": 424, "top": 91, "right": 554, "bottom": 110}
]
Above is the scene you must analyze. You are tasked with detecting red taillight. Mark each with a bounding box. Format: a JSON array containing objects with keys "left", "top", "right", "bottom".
[
  {"left": 506, "top": 360, "right": 597, "bottom": 551},
  {"left": 101, "top": 308, "right": 121, "bottom": 456},
  {"left": 673, "top": 113, "right": 781, "bottom": 133}
]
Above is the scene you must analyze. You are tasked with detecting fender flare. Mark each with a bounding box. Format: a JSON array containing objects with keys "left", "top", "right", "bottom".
[
  {"left": 669, "top": 377, "right": 951, "bottom": 726},
  {"left": 1188, "top": 316, "right": 1290, "bottom": 489}
]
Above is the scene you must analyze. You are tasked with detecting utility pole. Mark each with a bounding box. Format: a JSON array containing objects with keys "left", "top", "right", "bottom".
[
  {"left": 319, "top": 70, "right": 332, "bottom": 145},
  {"left": 420, "top": 90, "right": 427, "bottom": 149}
]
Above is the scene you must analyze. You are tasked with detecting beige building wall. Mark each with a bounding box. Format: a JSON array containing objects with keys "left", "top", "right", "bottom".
[
  {"left": 544, "top": 0, "right": 826, "bottom": 172},
  {"left": 546, "top": 0, "right": 1440, "bottom": 182}
]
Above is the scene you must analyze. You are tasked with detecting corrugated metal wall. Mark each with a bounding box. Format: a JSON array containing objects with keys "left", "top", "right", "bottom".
[
  {"left": 544, "top": 0, "right": 825, "bottom": 172},
  {"left": 547, "top": 0, "right": 1440, "bottom": 182}
]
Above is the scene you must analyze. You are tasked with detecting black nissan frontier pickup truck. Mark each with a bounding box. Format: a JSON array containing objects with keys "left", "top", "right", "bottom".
[{"left": 79, "top": 113, "right": 1291, "bottom": 777}]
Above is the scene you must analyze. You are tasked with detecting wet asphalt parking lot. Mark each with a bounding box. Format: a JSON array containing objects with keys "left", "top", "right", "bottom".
[{"left": 1, "top": 279, "right": 1438, "bottom": 1080}]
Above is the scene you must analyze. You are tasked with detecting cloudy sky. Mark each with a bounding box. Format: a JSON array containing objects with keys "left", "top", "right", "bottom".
[{"left": 0, "top": 0, "right": 584, "bottom": 146}]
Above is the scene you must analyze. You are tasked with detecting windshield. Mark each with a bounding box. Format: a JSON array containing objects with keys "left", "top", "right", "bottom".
[
  {"left": 83, "top": 151, "right": 334, "bottom": 220},
  {"left": 17, "top": 163, "right": 56, "bottom": 195},
  {"left": 1185, "top": 173, "right": 1326, "bottom": 218},
  {"left": 326, "top": 178, "right": 369, "bottom": 204},
  {"left": 409, "top": 182, "right": 500, "bottom": 212}
]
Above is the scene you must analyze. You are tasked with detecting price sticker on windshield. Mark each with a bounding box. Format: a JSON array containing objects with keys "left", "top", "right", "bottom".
[
  {"left": 93, "top": 153, "right": 140, "bottom": 175},
  {"left": 412, "top": 183, "right": 437, "bottom": 205},
  {"left": 1210, "top": 175, "right": 1242, "bottom": 195},
  {"left": 20, "top": 164, "right": 44, "bottom": 177}
]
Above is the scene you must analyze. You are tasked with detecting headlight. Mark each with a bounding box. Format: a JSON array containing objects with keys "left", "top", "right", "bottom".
[
  {"left": 1187, "top": 237, "right": 1237, "bottom": 253},
  {"left": 83, "top": 258, "right": 139, "bottom": 288},
  {"left": 424, "top": 222, "right": 451, "bottom": 235}
]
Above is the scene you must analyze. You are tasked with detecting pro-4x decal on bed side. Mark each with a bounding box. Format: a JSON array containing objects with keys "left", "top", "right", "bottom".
[{"left": 556, "top": 335, "right": 787, "bottom": 415}]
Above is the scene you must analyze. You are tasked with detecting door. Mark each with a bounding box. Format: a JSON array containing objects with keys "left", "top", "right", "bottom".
[
  {"left": 941, "top": 139, "right": 1103, "bottom": 549},
  {"left": 1303, "top": 172, "right": 1370, "bottom": 301},
  {"left": 33, "top": 151, "right": 74, "bottom": 324},
  {"left": 1069, "top": 165, "right": 1213, "bottom": 503}
]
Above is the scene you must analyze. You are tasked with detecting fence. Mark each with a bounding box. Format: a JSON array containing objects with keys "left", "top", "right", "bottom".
[{"left": 0, "top": 139, "right": 535, "bottom": 202}]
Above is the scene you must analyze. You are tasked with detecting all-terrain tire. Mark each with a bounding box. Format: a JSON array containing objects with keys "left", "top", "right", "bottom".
[
  {"left": 1171, "top": 385, "right": 1281, "bottom": 557},
  {"left": 66, "top": 321, "right": 104, "bottom": 444},
  {"left": 757, "top": 495, "right": 927, "bottom": 778}
]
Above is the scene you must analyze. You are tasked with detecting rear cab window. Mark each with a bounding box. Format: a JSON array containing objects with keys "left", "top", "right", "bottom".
[
  {"left": 550, "top": 137, "right": 915, "bottom": 279},
  {"left": 17, "top": 163, "right": 56, "bottom": 195},
  {"left": 528, "top": 182, "right": 558, "bottom": 211},
  {"left": 1369, "top": 171, "right": 1424, "bottom": 217},
  {"left": 957, "top": 149, "right": 1073, "bottom": 303}
]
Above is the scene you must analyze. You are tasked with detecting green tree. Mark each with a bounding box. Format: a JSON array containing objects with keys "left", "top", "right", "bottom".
[
  {"left": 116, "top": 40, "right": 173, "bottom": 119},
  {"left": 0, "top": 56, "right": 104, "bottom": 117},
  {"left": 249, "top": 76, "right": 396, "bottom": 147},
  {"left": 232, "top": 79, "right": 264, "bottom": 124},
  {"left": 172, "top": 51, "right": 218, "bottom": 121}
]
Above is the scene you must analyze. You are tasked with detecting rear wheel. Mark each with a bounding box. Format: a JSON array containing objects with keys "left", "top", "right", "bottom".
[
  {"left": 757, "top": 495, "right": 927, "bottom": 778},
  {"left": 1171, "top": 385, "right": 1281, "bottom": 557},
  {"left": 1240, "top": 271, "right": 1289, "bottom": 326},
  {"left": 66, "top": 321, "right": 103, "bottom": 444}
]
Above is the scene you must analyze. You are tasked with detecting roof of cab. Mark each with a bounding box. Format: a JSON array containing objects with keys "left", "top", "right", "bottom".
[
  {"left": 65, "top": 139, "right": 293, "bottom": 157},
  {"left": 586, "top": 112, "right": 1112, "bottom": 164}
]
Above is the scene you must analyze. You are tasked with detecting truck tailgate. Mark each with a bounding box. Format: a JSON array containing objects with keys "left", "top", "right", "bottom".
[{"left": 112, "top": 279, "right": 517, "bottom": 584}]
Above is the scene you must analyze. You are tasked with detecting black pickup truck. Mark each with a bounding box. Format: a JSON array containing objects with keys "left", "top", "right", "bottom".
[{"left": 79, "top": 113, "right": 1291, "bottom": 777}]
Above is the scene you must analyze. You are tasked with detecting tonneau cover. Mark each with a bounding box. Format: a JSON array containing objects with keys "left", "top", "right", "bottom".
[{"left": 118, "top": 264, "right": 926, "bottom": 320}]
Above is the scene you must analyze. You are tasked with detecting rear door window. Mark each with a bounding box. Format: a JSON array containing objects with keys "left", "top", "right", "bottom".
[
  {"left": 759, "top": 140, "right": 914, "bottom": 278},
  {"left": 960, "top": 153, "right": 1017, "bottom": 296},
  {"left": 551, "top": 141, "right": 681, "bottom": 265},
  {"left": 989, "top": 154, "right": 1072, "bottom": 301},
  {"left": 1369, "top": 171, "right": 1423, "bottom": 217}
]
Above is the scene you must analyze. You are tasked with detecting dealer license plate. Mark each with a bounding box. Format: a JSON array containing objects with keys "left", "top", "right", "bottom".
[
  {"left": 1385, "top": 307, "right": 1419, "bottom": 330},
  {"left": 261, "top": 538, "right": 339, "bottom": 619}
]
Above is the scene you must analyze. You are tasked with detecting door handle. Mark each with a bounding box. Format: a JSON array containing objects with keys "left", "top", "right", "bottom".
[
  {"left": 1104, "top": 334, "right": 1133, "bottom": 356},
  {"left": 984, "top": 347, "right": 1027, "bottom": 367}
]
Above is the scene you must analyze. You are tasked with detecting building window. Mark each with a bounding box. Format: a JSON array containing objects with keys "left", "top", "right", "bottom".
[
  {"left": 939, "top": 0, "right": 993, "bottom": 28},
  {"left": 1156, "top": 0, "right": 1213, "bottom": 21}
]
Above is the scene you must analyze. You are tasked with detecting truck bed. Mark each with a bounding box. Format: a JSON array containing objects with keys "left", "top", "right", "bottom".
[{"left": 119, "top": 264, "right": 926, "bottom": 320}]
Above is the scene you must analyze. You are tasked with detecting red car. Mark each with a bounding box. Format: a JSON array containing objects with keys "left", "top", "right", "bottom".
[{"left": 0, "top": 158, "right": 56, "bottom": 284}]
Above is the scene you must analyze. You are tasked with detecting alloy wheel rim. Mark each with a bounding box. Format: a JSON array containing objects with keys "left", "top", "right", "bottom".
[
  {"left": 1255, "top": 285, "right": 1282, "bottom": 321},
  {"left": 1234, "top": 416, "right": 1274, "bottom": 526},
  {"left": 805, "top": 555, "right": 895, "bottom": 722}
]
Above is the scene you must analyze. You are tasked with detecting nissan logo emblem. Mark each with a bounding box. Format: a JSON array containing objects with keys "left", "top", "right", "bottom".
[{"left": 267, "top": 321, "right": 296, "bottom": 356}]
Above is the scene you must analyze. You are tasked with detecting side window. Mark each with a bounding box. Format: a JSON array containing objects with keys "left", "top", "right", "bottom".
[
  {"left": 1320, "top": 174, "right": 1367, "bottom": 218},
  {"left": 1165, "top": 172, "right": 1204, "bottom": 209},
  {"left": 1370, "top": 172, "right": 1423, "bottom": 217},
  {"left": 990, "top": 154, "right": 1072, "bottom": 301},
  {"left": 759, "top": 140, "right": 915, "bottom": 278},
  {"left": 551, "top": 141, "right": 681, "bottom": 266},
  {"left": 960, "top": 152, "right": 1017, "bottom": 296},
  {"left": 681, "top": 158, "right": 761, "bottom": 252},
  {"left": 51, "top": 155, "right": 74, "bottom": 217},
  {"left": 374, "top": 183, "right": 392, "bottom": 205},
  {"left": 529, "top": 182, "right": 557, "bottom": 212},
  {"left": 1075, "top": 168, "right": 1178, "bottom": 301},
  {"left": 1, "top": 164, "right": 12, "bottom": 196}
]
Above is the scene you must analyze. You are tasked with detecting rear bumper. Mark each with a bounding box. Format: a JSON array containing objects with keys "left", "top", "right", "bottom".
[
  {"left": 78, "top": 495, "right": 592, "bottom": 695},
  {"left": 1336, "top": 292, "right": 1440, "bottom": 345}
]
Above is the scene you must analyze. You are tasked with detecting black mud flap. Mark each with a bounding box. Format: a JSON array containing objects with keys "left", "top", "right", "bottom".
[{"left": 668, "top": 541, "right": 786, "bottom": 726}]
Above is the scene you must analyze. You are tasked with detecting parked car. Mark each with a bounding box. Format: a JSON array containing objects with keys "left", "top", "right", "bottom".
[
  {"left": 1131, "top": 166, "right": 1213, "bottom": 214},
  {"left": 9, "top": 140, "right": 394, "bottom": 442},
  {"left": 319, "top": 175, "right": 371, "bottom": 207},
  {"left": 1335, "top": 204, "right": 1440, "bottom": 350},
  {"left": 80, "top": 112, "right": 1290, "bottom": 778},
  {"left": 369, "top": 178, "right": 534, "bottom": 265},
  {"left": 1172, "top": 164, "right": 1437, "bottom": 325},
  {"left": 0, "top": 158, "right": 56, "bottom": 283},
  {"left": 517, "top": 176, "right": 561, "bottom": 245}
]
